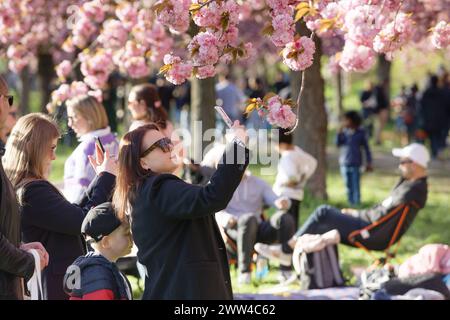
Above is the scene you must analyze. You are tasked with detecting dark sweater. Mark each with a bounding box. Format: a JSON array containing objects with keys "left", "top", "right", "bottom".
[
  {"left": 359, "top": 177, "right": 428, "bottom": 224},
  {"left": 20, "top": 172, "right": 115, "bottom": 300},
  {"left": 336, "top": 127, "right": 372, "bottom": 167}
]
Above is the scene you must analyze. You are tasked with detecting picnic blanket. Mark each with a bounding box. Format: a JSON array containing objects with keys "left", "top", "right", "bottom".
[{"left": 234, "top": 287, "right": 360, "bottom": 300}]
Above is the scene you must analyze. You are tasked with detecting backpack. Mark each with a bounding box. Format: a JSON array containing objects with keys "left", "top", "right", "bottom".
[{"left": 295, "top": 244, "right": 345, "bottom": 290}]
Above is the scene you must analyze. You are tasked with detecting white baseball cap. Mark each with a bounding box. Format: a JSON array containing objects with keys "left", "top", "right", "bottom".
[{"left": 392, "top": 143, "right": 430, "bottom": 168}]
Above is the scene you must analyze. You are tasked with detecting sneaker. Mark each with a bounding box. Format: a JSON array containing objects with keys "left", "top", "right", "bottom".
[
  {"left": 277, "top": 270, "right": 297, "bottom": 285},
  {"left": 238, "top": 272, "right": 251, "bottom": 285},
  {"left": 254, "top": 243, "right": 292, "bottom": 267}
]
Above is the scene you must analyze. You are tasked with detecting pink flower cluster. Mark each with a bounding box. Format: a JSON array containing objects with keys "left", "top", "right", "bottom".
[
  {"left": 192, "top": 1, "right": 222, "bottom": 27},
  {"left": 116, "top": 2, "right": 138, "bottom": 31},
  {"left": 6, "top": 45, "right": 35, "bottom": 73},
  {"left": 163, "top": 54, "right": 193, "bottom": 85},
  {"left": 80, "top": 49, "right": 114, "bottom": 89},
  {"left": 72, "top": 16, "right": 97, "bottom": 48},
  {"left": 132, "top": 10, "right": 173, "bottom": 63},
  {"left": 56, "top": 60, "right": 72, "bottom": 81},
  {"left": 196, "top": 65, "right": 216, "bottom": 79},
  {"left": 270, "top": 13, "right": 295, "bottom": 47},
  {"left": 98, "top": 19, "right": 128, "bottom": 49},
  {"left": 373, "top": 12, "right": 414, "bottom": 54},
  {"left": 188, "top": 32, "right": 220, "bottom": 66},
  {"left": 282, "top": 36, "right": 316, "bottom": 71},
  {"left": 51, "top": 81, "right": 89, "bottom": 106},
  {"left": 82, "top": 0, "right": 105, "bottom": 23},
  {"left": 343, "top": 5, "right": 382, "bottom": 47},
  {"left": 339, "top": 41, "right": 375, "bottom": 73},
  {"left": 266, "top": 0, "right": 290, "bottom": 14},
  {"left": 114, "top": 41, "right": 150, "bottom": 79},
  {"left": 431, "top": 21, "right": 450, "bottom": 49},
  {"left": 155, "top": 0, "right": 190, "bottom": 34},
  {"left": 265, "top": 96, "right": 297, "bottom": 129}
]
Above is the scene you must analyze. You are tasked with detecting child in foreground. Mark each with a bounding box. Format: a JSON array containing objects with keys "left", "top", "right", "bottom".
[{"left": 64, "top": 202, "right": 133, "bottom": 300}]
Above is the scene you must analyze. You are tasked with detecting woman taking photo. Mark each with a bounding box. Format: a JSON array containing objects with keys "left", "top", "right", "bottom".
[
  {"left": 3, "top": 113, "right": 117, "bottom": 300},
  {"left": 128, "top": 83, "right": 185, "bottom": 173},
  {"left": 113, "top": 121, "right": 249, "bottom": 299},
  {"left": 0, "top": 77, "right": 48, "bottom": 300},
  {"left": 64, "top": 95, "right": 119, "bottom": 202}
]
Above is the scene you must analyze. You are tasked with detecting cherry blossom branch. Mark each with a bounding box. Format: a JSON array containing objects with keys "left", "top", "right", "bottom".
[{"left": 285, "top": 31, "right": 315, "bottom": 135}]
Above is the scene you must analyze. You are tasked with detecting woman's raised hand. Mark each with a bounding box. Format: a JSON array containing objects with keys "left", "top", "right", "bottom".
[
  {"left": 88, "top": 143, "right": 118, "bottom": 176},
  {"left": 229, "top": 120, "right": 248, "bottom": 145}
]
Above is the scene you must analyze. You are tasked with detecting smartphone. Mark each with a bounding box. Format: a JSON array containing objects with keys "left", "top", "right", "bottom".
[
  {"left": 94, "top": 136, "right": 105, "bottom": 153},
  {"left": 214, "top": 106, "right": 234, "bottom": 129}
]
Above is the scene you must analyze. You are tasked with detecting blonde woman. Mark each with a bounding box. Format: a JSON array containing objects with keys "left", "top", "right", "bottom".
[
  {"left": 3, "top": 113, "right": 117, "bottom": 300},
  {"left": 64, "top": 95, "right": 119, "bottom": 202}
]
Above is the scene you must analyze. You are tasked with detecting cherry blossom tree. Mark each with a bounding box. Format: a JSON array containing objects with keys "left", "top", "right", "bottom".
[{"left": 1, "top": 0, "right": 449, "bottom": 197}]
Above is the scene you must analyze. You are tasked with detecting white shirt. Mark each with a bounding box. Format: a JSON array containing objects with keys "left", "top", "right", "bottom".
[{"left": 273, "top": 146, "right": 317, "bottom": 201}]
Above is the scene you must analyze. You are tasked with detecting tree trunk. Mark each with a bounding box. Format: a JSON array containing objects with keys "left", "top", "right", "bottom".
[
  {"left": 37, "top": 52, "right": 55, "bottom": 113},
  {"left": 190, "top": 77, "right": 216, "bottom": 161},
  {"left": 291, "top": 24, "right": 328, "bottom": 199},
  {"left": 377, "top": 54, "right": 391, "bottom": 101},
  {"left": 335, "top": 69, "right": 344, "bottom": 118},
  {"left": 19, "top": 67, "right": 31, "bottom": 115}
]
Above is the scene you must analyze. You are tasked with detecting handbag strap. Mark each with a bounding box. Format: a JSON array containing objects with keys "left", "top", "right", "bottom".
[{"left": 27, "top": 249, "right": 43, "bottom": 300}]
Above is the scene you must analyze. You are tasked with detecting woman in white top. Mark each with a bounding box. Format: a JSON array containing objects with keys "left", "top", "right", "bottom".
[
  {"left": 273, "top": 128, "right": 317, "bottom": 228},
  {"left": 64, "top": 95, "right": 119, "bottom": 202}
]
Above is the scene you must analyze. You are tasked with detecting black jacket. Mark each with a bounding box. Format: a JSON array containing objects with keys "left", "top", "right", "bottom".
[
  {"left": 0, "top": 233, "right": 35, "bottom": 299},
  {"left": 0, "top": 149, "right": 35, "bottom": 300},
  {"left": 20, "top": 172, "right": 115, "bottom": 300},
  {"left": 132, "top": 142, "right": 249, "bottom": 300}
]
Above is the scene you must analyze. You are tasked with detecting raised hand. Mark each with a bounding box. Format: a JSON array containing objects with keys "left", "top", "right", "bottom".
[{"left": 88, "top": 143, "right": 118, "bottom": 176}]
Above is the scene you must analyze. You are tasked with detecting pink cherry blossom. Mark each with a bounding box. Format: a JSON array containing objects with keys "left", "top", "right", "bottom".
[
  {"left": 116, "top": 2, "right": 138, "bottom": 31},
  {"left": 123, "top": 56, "right": 150, "bottom": 79},
  {"left": 155, "top": 0, "right": 190, "bottom": 34},
  {"left": 339, "top": 41, "right": 376, "bottom": 73},
  {"left": 373, "top": 12, "right": 414, "bottom": 54},
  {"left": 343, "top": 5, "right": 383, "bottom": 47},
  {"left": 70, "top": 81, "right": 89, "bottom": 97},
  {"left": 163, "top": 54, "right": 193, "bottom": 85},
  {"left": 80, "top": 50, "right": 114, "bottom": 89},
  {"left": 56, "top": 60, "right": 72, "bottom": 80},
  {"left": 192, "top": 1, "right": 222, "bottom": 27},
  {"left": 266, "top": 96, "right": 296, "bottom": 129},
  {"left": 282, "top": 36, "right": 316, "bottom": 71},
  {"left": 88, "top": 89, "right": 103, "bottom": 102},
  {"left": 98, "top": 19, "right": 128, "bottom": 49},
  {"left": 196, "top": 65, "right": 216, "bottom": 79},
  {"left": 51, "top": 84, "right": 71, "bottom": 105},
  {"left": 72, "top": 16, "right": 97, "bottom": 48},
  {"left": 430, "top": 21, "right": 450, "bottom": 49},
  {"left": 188, "top": 32, "right": 220, "bottom": 66},
  {"left": 82, "top": 0, "right": 105, "bottom": 23},
  {"left": 270, "top": 13, "right": 295, "bottom": 47}
]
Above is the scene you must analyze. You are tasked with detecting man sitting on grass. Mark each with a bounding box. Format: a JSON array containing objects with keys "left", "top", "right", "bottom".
[
  {"left": 256, "top": 143, "right": 429, "bottom": 263},
  {"left": 215, "top": 170, "right": 295, "bottom": 285}
]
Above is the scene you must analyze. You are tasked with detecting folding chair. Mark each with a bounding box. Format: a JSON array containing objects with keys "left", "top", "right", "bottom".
[{"left": 347, "top": 201, "right": 422, "bottom": 268}]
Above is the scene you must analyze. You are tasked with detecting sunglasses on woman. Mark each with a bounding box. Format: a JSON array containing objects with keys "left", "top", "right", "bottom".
[
  {"left": 0, "top": 94, "right": 13, "bottom": 107},
  {"left": 399, "top": 159, "right": 413, "bottom": 165},
  {"left": 141, "top": 137, "right": 173, "bottom": 158}
]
